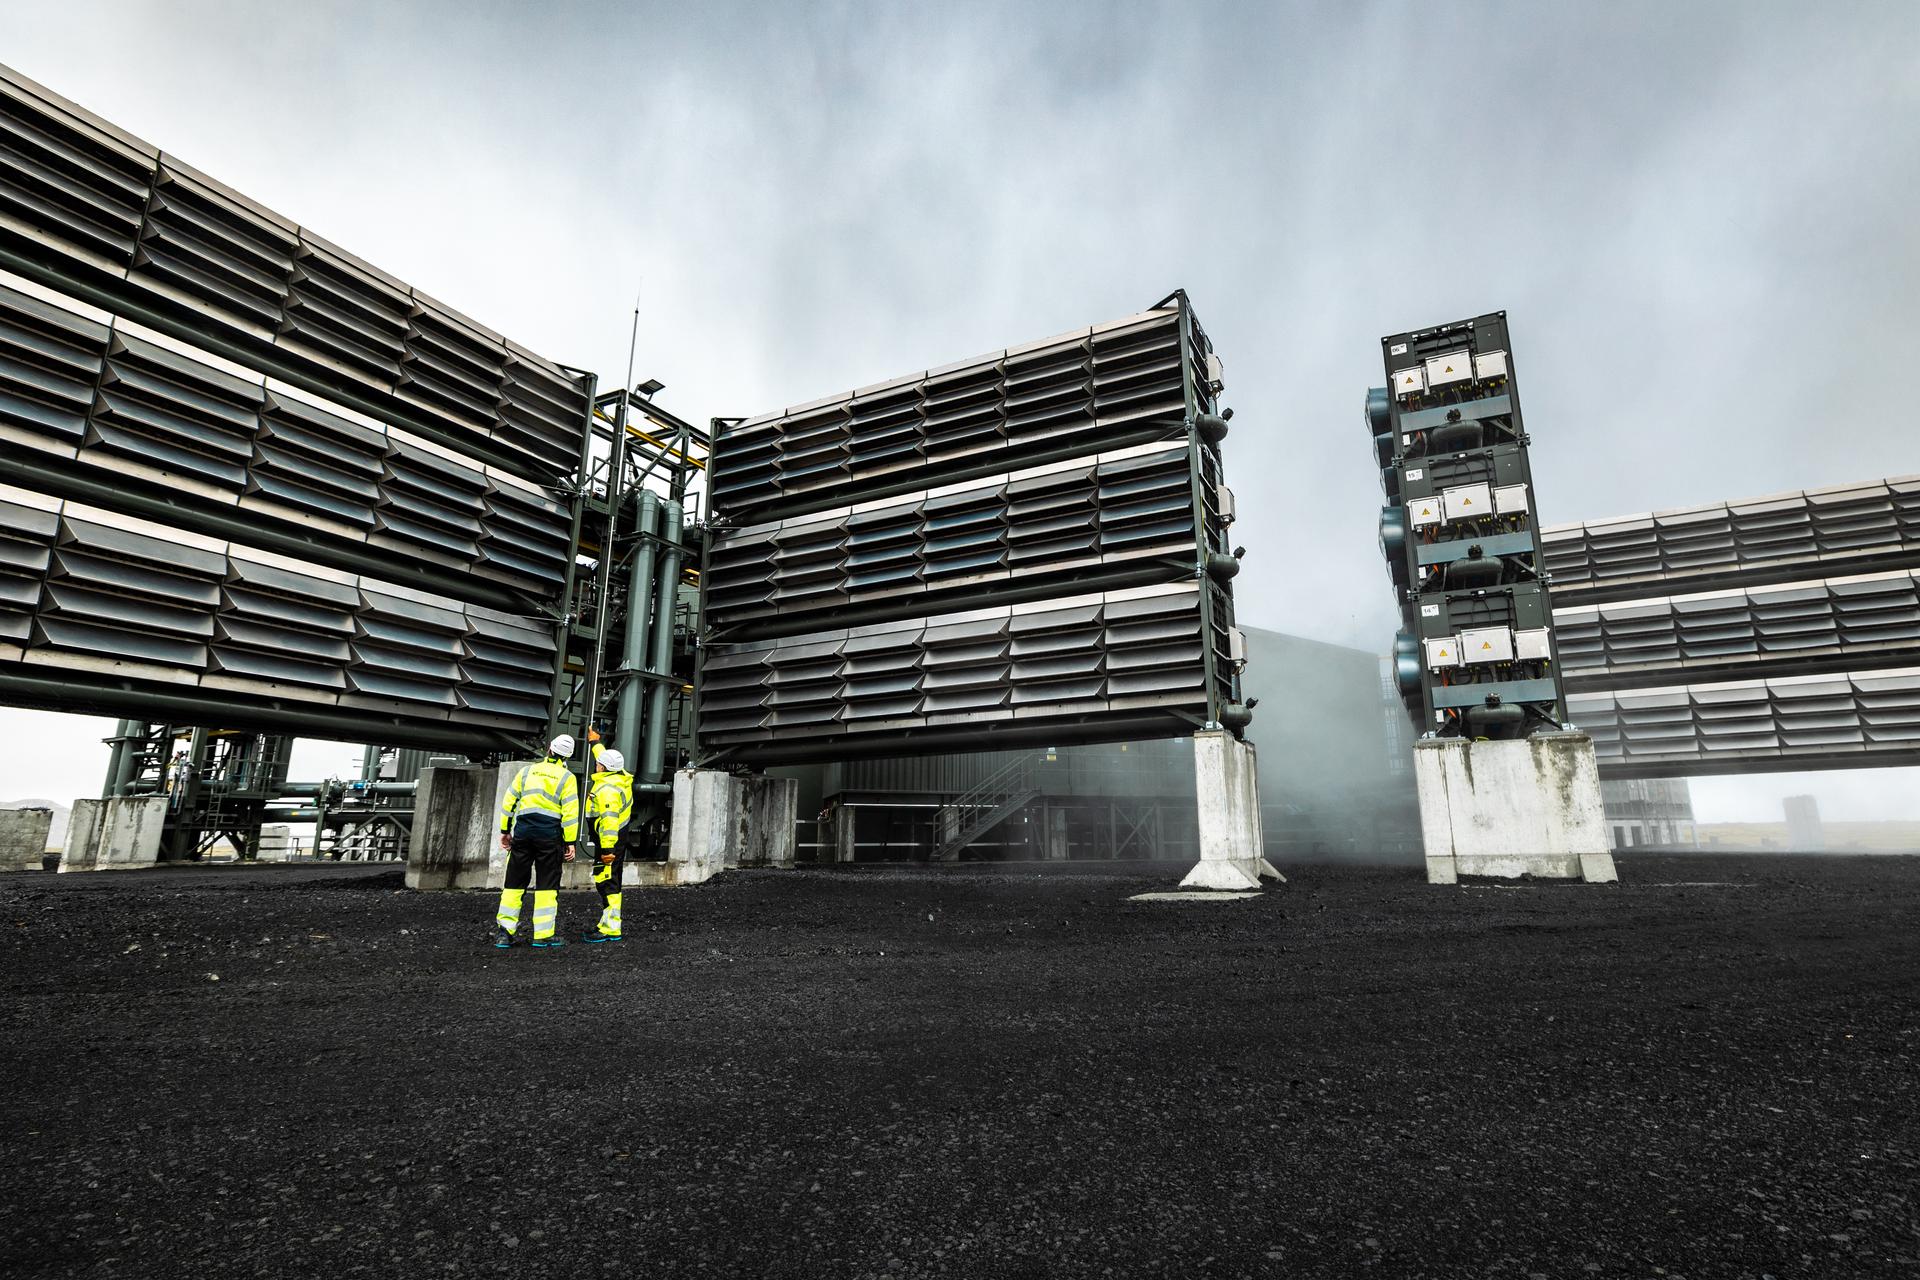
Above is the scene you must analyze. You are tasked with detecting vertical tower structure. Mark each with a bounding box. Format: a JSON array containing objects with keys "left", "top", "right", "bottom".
[
  {"left": 1371, "top": 312, "right": 1566, "bottom": 741},
  {"left": 1368, "top": 313, "right": 1615, "bottom": 885}
]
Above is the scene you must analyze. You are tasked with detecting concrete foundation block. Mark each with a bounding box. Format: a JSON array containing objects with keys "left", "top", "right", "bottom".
[
  {"left": 737, "top": 775, "right": 798, "bottom": 869},
  {"left": 660, "top": 769, "right": 797, "bottom": 883},
  {"left": 664, "top": 768, "right": 735, "bottom": 886},
  {"left": 0, "top": 808, "right": 52, "bottom": 871},
  {"left": 1179, "top": 730, "right": 1284, "bottom": 891},
  {"left": 407, "top": 761, "right": 543, "bottom": 891},
  {"left": 59, "top": 797, "right": 167, "bottom": 872},
  {"left": 1413, "top": 732, "right": 1620, "bottom": 884}
]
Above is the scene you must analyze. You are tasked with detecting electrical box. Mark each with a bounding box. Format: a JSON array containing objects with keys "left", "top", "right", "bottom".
[
  {"left": 1408, "top": 499, "right": 1441, "bottom": 529},
  {"left": 1474, "top": 349, "right": 1508, "bottom": 382},
  {"left": 1441, "top": 482, "right": 1492, "bottom": 523},
  {"left": 1494, "top": 483, "right": 1529, "bottom": 514},
  {"left": 1424, "top": 636, "right": 1460, "bottom": 669},
  {"left": 1227, "top": 627, "right": 1247, "bottom": 663},
  {"left": 1392, "top": 367, "right": 1425, "bottom": 399},
  {"left": 1424, "top": 350, "right": 1472, "bottom": 390},
  {"left": 1216, "top": 483, "right": 1237, "bottom": 523},
  {"left": 1460, "top": 626, "right": 1515, "bottom": 664},
  {"left": 1515, "top": 627, "right": 1552, "bottom": 660}
]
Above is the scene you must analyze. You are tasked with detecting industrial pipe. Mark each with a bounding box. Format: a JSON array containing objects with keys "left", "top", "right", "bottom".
[
  {"left": 616, "top": 490, "right": 661, "bottom": 756},
  {"left": 640, "top": 500, "right": 685, "bottom": 786}
]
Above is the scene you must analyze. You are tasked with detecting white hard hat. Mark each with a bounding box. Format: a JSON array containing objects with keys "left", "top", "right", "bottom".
[
  {"left": 597, "top": 748, "right": 625, "bottom": 772},
  {"left": 549, "top": 734, "right": 576, "bottom": 757}
]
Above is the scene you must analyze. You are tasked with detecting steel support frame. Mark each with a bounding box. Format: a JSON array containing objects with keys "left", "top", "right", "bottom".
[{"left": 1173, "top": 290, "right": 1228, "bottom": 728}]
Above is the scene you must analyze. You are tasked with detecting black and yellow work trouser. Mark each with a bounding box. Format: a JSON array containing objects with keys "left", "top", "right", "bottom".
[
  {"left": 495, "top": 828, "right": 565, "bottom": 941},
  {"left": 591, "top": 843, "right": 623, "bottom": 937}
]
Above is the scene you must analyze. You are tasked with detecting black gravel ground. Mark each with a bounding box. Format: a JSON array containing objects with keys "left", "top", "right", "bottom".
[{"left": 2, "top": 854, "right": 1917, "bottom": 1279}]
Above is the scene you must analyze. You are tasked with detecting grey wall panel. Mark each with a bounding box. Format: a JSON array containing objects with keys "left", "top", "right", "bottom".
[{"left": 0, "top": 64, "right": 589, "bottom": 485}]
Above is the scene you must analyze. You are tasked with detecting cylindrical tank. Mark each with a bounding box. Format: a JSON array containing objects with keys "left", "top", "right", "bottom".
[
  {"left": 1441, "top": 545, "right": 1504, "bottom": 590},
  {"left": 1464, "top": 702, "right": 1526, "bottom": 739},
  {"left": 1428, "top": 419, "right": 1483, "bottom": 452},
  {"left": 616, "top": 490, "right": 661, "bottom": 755}
]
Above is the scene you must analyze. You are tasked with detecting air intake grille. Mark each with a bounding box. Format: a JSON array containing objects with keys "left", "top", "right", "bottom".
[
  {"left": 1548, "top": 475, "right": 1920, "bottom": 775},
  {"left": 0, "top": 490, "right": 555, "bottom": 735},
  {"left": 700, "top": 294, "right": 1242, "bottom": 762},
  {"left": 0, "top": 281, "right": 571, "bottom": 602},
  {"left": 0, "top": 66, "right": 588, "bottom": 484}
]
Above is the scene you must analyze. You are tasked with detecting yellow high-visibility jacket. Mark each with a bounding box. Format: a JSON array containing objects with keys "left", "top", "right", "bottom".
[
  {"left": 589, "top": 770, "right": 634, "bottom": 850},
  {"left": 500, "top": 757, "right": 580, "bottom": 842},
  {"left": 588, "top": 742, "right": 634, "bottom": 850}
]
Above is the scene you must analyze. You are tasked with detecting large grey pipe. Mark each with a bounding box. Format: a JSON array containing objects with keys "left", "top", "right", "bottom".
[
  {"left": 616, "top": 490, "right": 661, "bottom": 757},
  {"left": 640, "top": 499, "right": 684, "bottom": 786}
]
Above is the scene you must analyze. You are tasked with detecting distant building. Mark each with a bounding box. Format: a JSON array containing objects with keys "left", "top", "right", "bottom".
[
  {"left": 1783, "top": 794, "right": 1825, "bottom": 851},
  {"left": 1599, "top": 778, "right": 1696, "bottom": 850}
]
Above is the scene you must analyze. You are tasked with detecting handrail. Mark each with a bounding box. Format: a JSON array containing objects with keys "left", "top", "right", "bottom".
[{"left": 947, "top": 752, "right": 1037, "bottom": 817}]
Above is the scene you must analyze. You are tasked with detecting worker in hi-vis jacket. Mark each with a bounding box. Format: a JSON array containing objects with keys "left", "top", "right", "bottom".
[
  {"left": 493, "top": 735, "right": 580, "bottom": 949},
  {"left": 582, "top": 728, "right": 633, "bottom": 943}
]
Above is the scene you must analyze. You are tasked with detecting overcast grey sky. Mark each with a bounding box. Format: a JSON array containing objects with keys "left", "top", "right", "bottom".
[{"left": 1, "top": 1, "right": 1917, "bottom": 822}]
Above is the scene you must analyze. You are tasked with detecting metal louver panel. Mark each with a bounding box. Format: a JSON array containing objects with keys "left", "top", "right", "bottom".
[
  {"left": 700, "top": 293, "right": 1242, "bottom": 763},
  {"left": 708, "top": 308, "right": 1194, "bottom": 522},
  {"left": 0, "top": 279, "right": 571, "bottom": 606},
  {"left": 0, "top": 488, "right": 556, "bottom": 749},
  {"left": 0, "top": 64, "right": 589, "bottom": 485},
  {"left": 705, "top": 441, "right": 1197, "bottom": 637},
  {"left": 1548, "top": 474, "right": 1920, "bottom": 775}
]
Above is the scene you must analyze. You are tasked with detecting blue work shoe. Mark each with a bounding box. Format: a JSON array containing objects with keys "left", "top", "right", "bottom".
[
  {"left": 531, "top": 936, "right": 566, "bottom": 949},
  {"left": 579, "top": 932, "right": 622, "bottom": 944},
  {"left": 492, "top": 928, "right": 516, "bottom": 950}
]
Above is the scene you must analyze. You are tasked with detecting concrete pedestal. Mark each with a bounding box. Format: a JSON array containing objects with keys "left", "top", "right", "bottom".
[
  {"left": 406, "top": 761, "right": 534, "bottom": 890},
  {"left": 0, "top": 808, "right": 51, "bottom": 871},
  {"left": 59, "top": 797, "right": 167, "bottom": 872},
  {"left": 656, "top": 769, "right": 798, "bottom": 886},
  {"left": 830, "top": 805, "right": 857, "bottom": 864},
  {"left": 738, "top": 775, "right": 799, "bottom": 869},
  {"left": 1413, "top": 732, "right": 1620, "bottom": 885},
  {"left": 1179, "top": 730, "right": 1284, "bottom": 891}
]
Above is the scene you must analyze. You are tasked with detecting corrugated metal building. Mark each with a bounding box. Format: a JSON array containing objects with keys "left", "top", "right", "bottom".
[{"left": 783, "top": 626, "right": 1422, "bottom": 862}]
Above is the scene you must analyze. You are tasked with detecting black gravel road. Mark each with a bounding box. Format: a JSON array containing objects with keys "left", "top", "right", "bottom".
[{"left": 2, "top": 854, "right": 1916, "bottom": 1279}]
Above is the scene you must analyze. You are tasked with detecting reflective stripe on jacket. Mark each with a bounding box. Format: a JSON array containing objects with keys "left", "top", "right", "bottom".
[
  {"left": 589, "top": 770, "right": 634, "bottom": 849},
  {"left": 500, "top": 757, "right": 580, "bottom": 843}
]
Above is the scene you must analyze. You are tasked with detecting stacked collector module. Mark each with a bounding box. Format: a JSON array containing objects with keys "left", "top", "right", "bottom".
[
  {"left": 0, "top": 64, "right": 588, "bottom": 755},
  {"left": 1369, "top": 313, "right": 1566, "bottom": 739},
  {"left": 698, "top": 291, "right": 1251, "bottom": 765}
]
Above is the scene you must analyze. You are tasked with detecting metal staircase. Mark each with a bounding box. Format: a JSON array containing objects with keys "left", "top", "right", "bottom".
[{"left": 930, "top": 755, "right": 1041, "bottom": 863}]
